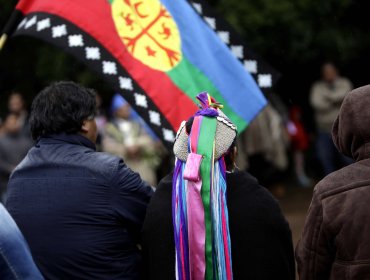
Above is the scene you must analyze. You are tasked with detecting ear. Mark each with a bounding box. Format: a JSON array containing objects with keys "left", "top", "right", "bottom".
[
  {"left": 231, "top": 146, "right": 237, "bottom": 163},
  {"left": 225, "top": 146, "right": 238, "bottom": 172},
  {"left": 81, "top": 120, "right": 89, "bottom": 133}
]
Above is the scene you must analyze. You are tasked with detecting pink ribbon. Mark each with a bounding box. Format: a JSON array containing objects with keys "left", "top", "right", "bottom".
[
  {"left": 187, "top": 179, "right": 206, "bottom": 280},
  {"left": 184, "top": 116, "right": 206, "bottom": 279}
]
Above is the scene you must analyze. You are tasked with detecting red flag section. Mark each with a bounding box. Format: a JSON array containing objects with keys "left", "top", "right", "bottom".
[{"left": 16, "top": 0, "right": 198, "bottom": 131}]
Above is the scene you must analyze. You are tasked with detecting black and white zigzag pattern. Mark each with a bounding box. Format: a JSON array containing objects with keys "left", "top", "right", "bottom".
[
  {"left": 13, "top": 1, "right": 279, "bottom": 148},
  {"left": 188, "top": 0, "right": 280, "bottom": 92},
  {"left": 14, "top": 12, "right": 176, "bottom": 149}
]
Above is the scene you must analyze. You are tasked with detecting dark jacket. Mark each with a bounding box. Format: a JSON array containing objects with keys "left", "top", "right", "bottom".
[
  {"left": 296, "top": 85, "right": 370, "bottom": 279},
  {"left": 142, "top": 171, "right": 295, "bottom": 280},
  {"left": 0, "top": 132, "right": 33, "bottom": 194},
  {"left": 6, "top": 134, "right": 153, "bottom": 280}
]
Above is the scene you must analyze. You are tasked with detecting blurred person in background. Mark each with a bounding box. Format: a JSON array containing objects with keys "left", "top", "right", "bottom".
[
  {"left": 103, "top": 93, "right": 162, "bottom": 186},
  {"left": 0, "top": 118, "right": 3, "bottom": 135},
  {"left": 94, "top": 93, "right": 108, "bottom": 151},
  {"left": 0, "top": 113, "right": 33, "bottom": 202},
  {"left": 287, "top": 105, "right": 312, "bottom": 187},
  {"left": 238, "top": 103, "right": 290, "bottom": 197},
  {"left": 310, "top": 62, "right": 353, "bottom": 176},
  {"left": 7, "top": 91, "right": 29, "bottom": 136},
  {"left": 6, "top": 82, "right": 153, "bottom": 279},
  {"left": 297, "top": 85, "right": 370, "bottom": 279}
]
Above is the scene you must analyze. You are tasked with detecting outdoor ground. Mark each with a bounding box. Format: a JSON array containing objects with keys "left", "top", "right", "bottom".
[
  {"left": 278, "top": 185, "right": 314, "bottom": 278},
  {"left": 280, "top": 186, "right": 313, "bottom": 246}
]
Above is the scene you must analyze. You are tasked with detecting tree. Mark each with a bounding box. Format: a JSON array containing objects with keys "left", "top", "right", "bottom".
[{"left": 211, "top": 0, "right": 370, "bottom": 65}]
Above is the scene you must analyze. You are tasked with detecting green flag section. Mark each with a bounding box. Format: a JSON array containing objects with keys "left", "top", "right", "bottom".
[{"left": 168, "top": 58, "right": 247, "bottom": 130}]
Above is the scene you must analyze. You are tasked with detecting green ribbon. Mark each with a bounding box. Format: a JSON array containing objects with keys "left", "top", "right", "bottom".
[{"left": 197, "top": 116, "right": 217, "bottom": 280}]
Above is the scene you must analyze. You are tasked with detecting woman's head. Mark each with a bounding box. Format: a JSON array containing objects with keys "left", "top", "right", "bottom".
[
  {"left": 185, "top": 116, "right": 237, "bottom": 171},
  {"left": 172, "top": 92, "right": 236, "bottom": 279}
]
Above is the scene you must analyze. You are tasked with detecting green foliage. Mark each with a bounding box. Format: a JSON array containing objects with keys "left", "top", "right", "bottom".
[{"left": 214, "top": 0, "right": 369, "bottom": 65}]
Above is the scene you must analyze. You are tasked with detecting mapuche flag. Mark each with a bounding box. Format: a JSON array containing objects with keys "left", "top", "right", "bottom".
[{"left": 4, "top": 0, "right": 271, "bottom": 147}]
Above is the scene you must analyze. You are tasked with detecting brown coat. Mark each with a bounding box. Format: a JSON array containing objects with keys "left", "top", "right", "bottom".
[{"left": 296, "top": 85, "right": 370, "bottom": 279}]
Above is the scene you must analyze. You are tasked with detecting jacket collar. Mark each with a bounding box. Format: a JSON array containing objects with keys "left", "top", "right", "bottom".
[
  {"left": 352, "top": 142, "right": 370, "bottom": 162},
  {"left": 37, "top": 133, "right": 96, "bottom": 151}
]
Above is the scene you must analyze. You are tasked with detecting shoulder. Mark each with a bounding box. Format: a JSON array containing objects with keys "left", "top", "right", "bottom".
[
  {"left": 144, "top": 174, "right": 173, "bottom": 221},
  {"left": 150, "top": 174, "right": 173, "bottom": 203},
  {"left": 87, "top": 151, "right": 121, "bottom": 170},
  {"left": 226, "top": 171, "right": 282, "bottom": 213},
  {"left": 309, "top": 82, "right": 326, "bottom": 101},
  {"left": 156, "top": 173, "right": 173, "bottom": 191},
  {"left": 105, "top": 122, "right": 118, "bottom": 132},
  {"left": 77, "top": 150, "right": 126, "bottom": 183},
  {"left": 142, "top": 174, "right": 172, "bottom": 229},
  {"left": 226, "top": 170, "right": 259, "bottom": 186},
  {"left": 314, "top": 161, "right": 370, "bottom": 199},
  {"left": 311, "top": 81, "right": 324, "bottom": 92},
  {"left": 91, "top": 151, "right": 121, "bottom": 165},
  {"left": 227, "top": 171, "right": 275, "bottom": 200},
  {"left": 337, "top": 77, "right": 352, "bottom": 87},
  {"left": 227, "top": 171, "right": 291, "bottom": 237}
]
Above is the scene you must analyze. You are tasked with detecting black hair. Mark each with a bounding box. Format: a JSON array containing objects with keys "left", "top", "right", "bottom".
[
  {"left": 29, "top": 81, "right": 96, "bottom": 140},
  {"left": 185, "top": 116, "right": 237, "bottom": 171},
  {"left": 8, "top": 91, "right": 25, "bottom": 100}
]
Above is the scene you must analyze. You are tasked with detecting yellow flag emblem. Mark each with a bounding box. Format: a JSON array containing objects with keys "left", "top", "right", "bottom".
[{"left": 112, "top": 0, "right": 182, "bottom": 72}]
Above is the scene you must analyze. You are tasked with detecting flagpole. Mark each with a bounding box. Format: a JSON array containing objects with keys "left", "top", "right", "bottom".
[
  {"left": 0, "top": 10, "right": 23, "bottom": 51},
  {"left": 0, "top": 34, "right": 8, "bottom": 50}
]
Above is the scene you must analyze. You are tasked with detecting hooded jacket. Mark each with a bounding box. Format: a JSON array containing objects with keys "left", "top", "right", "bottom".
[{"left": 296, "top": 85, "right": 370, "bottom": 279}]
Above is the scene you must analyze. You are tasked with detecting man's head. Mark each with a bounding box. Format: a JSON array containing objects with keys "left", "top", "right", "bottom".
[
  {"left": 8, "top": 92, "right": 26, "bottom": 114},
  {"left": 321, "top": 62, "right": 339, "bottom": 83},
  {"left": 29, "top": 81, "right": 97, "bottom": 143}
]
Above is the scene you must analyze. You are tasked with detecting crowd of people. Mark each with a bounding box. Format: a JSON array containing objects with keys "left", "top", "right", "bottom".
[
  {"left": 0, "top": 63, "right": 354, "bottom": 202},
  {"left": 237, "top": 62, "right": 354, "bottom": 194},
  {"left": 0, "top": 61, "right": 365, "bottom": 279},
  {"left": 0, "top": 90, "right": 168, "bottom": 203}
]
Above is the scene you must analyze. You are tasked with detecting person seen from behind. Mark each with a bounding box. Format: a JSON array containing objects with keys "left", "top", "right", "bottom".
[
  {"left": 142, "top": 93, "right": 295, "bottom": 279},
  {"left": 103, "top": 93, "right": 162, "bottom": 186},
  {"left": 297, "top": 85, "right": 370, "bottom": 279},
  {"left": 6, "top": 81, "right": 153, "bottom": 279}
]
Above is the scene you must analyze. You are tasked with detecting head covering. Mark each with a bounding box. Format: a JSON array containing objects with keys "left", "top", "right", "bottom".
[
  {"left": 172, "top": 92, "right": 237, "bottom": 280},
  {"left": 332, "top": 85, "right": 370, "bottom": 161},
  {"left": 110, "top": 93, "right": 158, "bottom": 140},
  {"left": 110, "top": 93, "right": 128, "bottom": 114}
]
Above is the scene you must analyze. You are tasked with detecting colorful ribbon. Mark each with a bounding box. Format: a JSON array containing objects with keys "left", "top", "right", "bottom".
[{"left": 173, "top": 93, "right": 233, "bottom": 280}]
